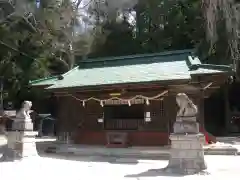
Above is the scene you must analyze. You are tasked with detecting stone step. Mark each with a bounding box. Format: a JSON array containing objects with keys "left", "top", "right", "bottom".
[
  {"left": 45, "top": 144, "right": 240, "bottom": 159},
  {"left": 204, "top": 147, "right": 238, "bottom": 155}
]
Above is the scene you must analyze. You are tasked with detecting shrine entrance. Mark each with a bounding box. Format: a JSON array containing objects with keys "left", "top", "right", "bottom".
[
  {"left": 104, "top": 104, "right": 145, "bottom": 130},
  {"left": 103, "top": 99, "right": 146, "bottom": 147}
]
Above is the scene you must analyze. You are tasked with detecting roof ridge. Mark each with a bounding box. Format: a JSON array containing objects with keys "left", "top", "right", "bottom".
[
  {"left": 29, "top": 66, "right": 79, "bottom": 85},
  {"left": 29, "top": 75, "right": 58, "bottom": 84},
  {"left": 78, "top": 49, "right": 194, "bottom": 64},
  {"left": 61, "top": 66, "right": 78, "bottom": 78},
  {"left": 197, "top": 64, "right": 233, "bottom": 71}
]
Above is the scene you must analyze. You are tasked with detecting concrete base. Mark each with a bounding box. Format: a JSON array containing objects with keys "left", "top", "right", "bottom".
[
  {"left": 0, "top": 131, "right": 38, "bottom": 161},
  {"left": 205, "top": 142, "right": 238, "bottom": 155},
  {"left": 166, "top": 133, "right": 207, "bottom": 174},
  {"left": 12, "top": 120, "right": 34, "bottom": 131}
]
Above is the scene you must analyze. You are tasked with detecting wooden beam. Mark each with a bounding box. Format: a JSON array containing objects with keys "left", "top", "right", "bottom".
[
  {"left": 202, "top": 82, "right": 213, "bottom": 90},
  {"left": 207, "top": 86, "right": 220, "bottom": 89}
]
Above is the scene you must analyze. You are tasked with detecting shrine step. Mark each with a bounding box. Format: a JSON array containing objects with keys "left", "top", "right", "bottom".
[
  {"left": 49, "top": 145, "right": 169, "bottom": 159},
  {"left": 45, "top": 143, "right": 240, "bottom": 159}
]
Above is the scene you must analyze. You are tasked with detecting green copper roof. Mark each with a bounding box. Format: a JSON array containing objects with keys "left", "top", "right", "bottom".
[
  {"left": 29, "top": 76, "right": 59, "bottom": 86},
  {"left": 29, "top": 49, "right": 232, "bottom": 89}
]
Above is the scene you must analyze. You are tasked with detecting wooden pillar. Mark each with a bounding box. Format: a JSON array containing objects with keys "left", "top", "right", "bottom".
[
  {"left": 224, "top": 84, "right": 230, "bottom": 134},
  {"left": 38, "top": 119, "right": 43, "bottom": 137},
  {"left": 56, "top": 96, "right": 63, "bottom": 135},
  {"left": 198, "top": 91, "right": 205, "bottom": 128},
  {"left": 164, "top": 94, "right": 177, "bottom": 135}
]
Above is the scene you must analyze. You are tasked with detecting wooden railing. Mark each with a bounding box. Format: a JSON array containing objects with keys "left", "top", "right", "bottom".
[
  {"left": 106, "top": 132, "right": 128, "bottom": 147},
  {"left": 104, "top": 119, "right": 143, "bottom": 130}
]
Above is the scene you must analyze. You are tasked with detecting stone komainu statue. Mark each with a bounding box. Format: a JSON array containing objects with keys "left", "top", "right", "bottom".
[
  {"left": 176, "top": 93, "right": 198, "bottom": 117},
  {"left": 16, "top": 101, "right": 33, "bottom": 121},
  {"left": 174, "top": 93, "right": 200, "bottom": 133}
]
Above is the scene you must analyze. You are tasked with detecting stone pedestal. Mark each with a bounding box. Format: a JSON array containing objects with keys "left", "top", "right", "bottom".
[
  {"left": 165, "top": 116, "right": 207, "bottom": 174},
  {"left": 0, "top": 119, "right": 39, "bottom": 161},
  {"left": 12, "top": 120, "right": 34, "bottom": 131},
  {"left": 174, "top": 117, "right": 199, "bottom": 134},
  {"left": 166, "top": 133, "right": 207, "bottom": 174}
]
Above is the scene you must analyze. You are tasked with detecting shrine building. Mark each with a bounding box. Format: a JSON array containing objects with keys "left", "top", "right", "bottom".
[{"left": 30, "top": 49, "right": 232, "bottom": 147}]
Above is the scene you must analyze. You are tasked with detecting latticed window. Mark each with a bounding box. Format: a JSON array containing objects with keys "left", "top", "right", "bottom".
[
  {"left": 103, "top": 100, "right": 166, "bottom": 131},
  {"left": 142, "top": 100, "right": 167, "bottom": 132},
  {"left": 149, "top": 100, "right": 165, "bottom": 119}
]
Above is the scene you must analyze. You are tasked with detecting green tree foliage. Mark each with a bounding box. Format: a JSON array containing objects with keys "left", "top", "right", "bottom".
[
  {"left": 0, "top": 0, "right": 97, "bottom": 104},
  {"left": 89, "top": 0, "right": 206, "bottom": 57},
  {"left": 135, "top": 0, "right": 204, "bottom": 52},
  {"left": 89, "top": 0, "right": 237, "bottom": 68}
]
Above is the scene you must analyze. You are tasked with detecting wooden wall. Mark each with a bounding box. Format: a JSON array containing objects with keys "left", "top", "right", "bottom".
[{"left": 55, "top": 88, "right": 205, "bottom": 146}]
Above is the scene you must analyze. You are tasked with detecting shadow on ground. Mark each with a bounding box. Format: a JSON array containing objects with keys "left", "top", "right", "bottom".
[
  {"left": 0, "top": 144, "right": 13, "bottom": 162},
  {"left": 125, "top": 168, "right": 184, "bottom": 177},
  {"left": 125, "top": 168, "right": 210, "bottom": 178},
  {"left": 42, "top": 153, "right": 139, "bottom": 164},
  {"left": 0, "top": 140, "right": 140, "bottom": 165}
]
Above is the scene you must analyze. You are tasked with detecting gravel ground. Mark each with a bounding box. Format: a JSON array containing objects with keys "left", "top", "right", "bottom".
[
  {"left": 0, "top": 155, "right": 240, "bottom": 180},
  {"left": 1, "top": 135, "right": 240, "bottom": 180}
]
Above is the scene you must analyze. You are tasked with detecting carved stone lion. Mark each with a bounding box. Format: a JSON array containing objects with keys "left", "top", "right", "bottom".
[
  {"left": 16, "top": 101, "right": 33, "bottom": 121},
  {"left": 176, "top": 93, "right": 198, "bottom": 117}
]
